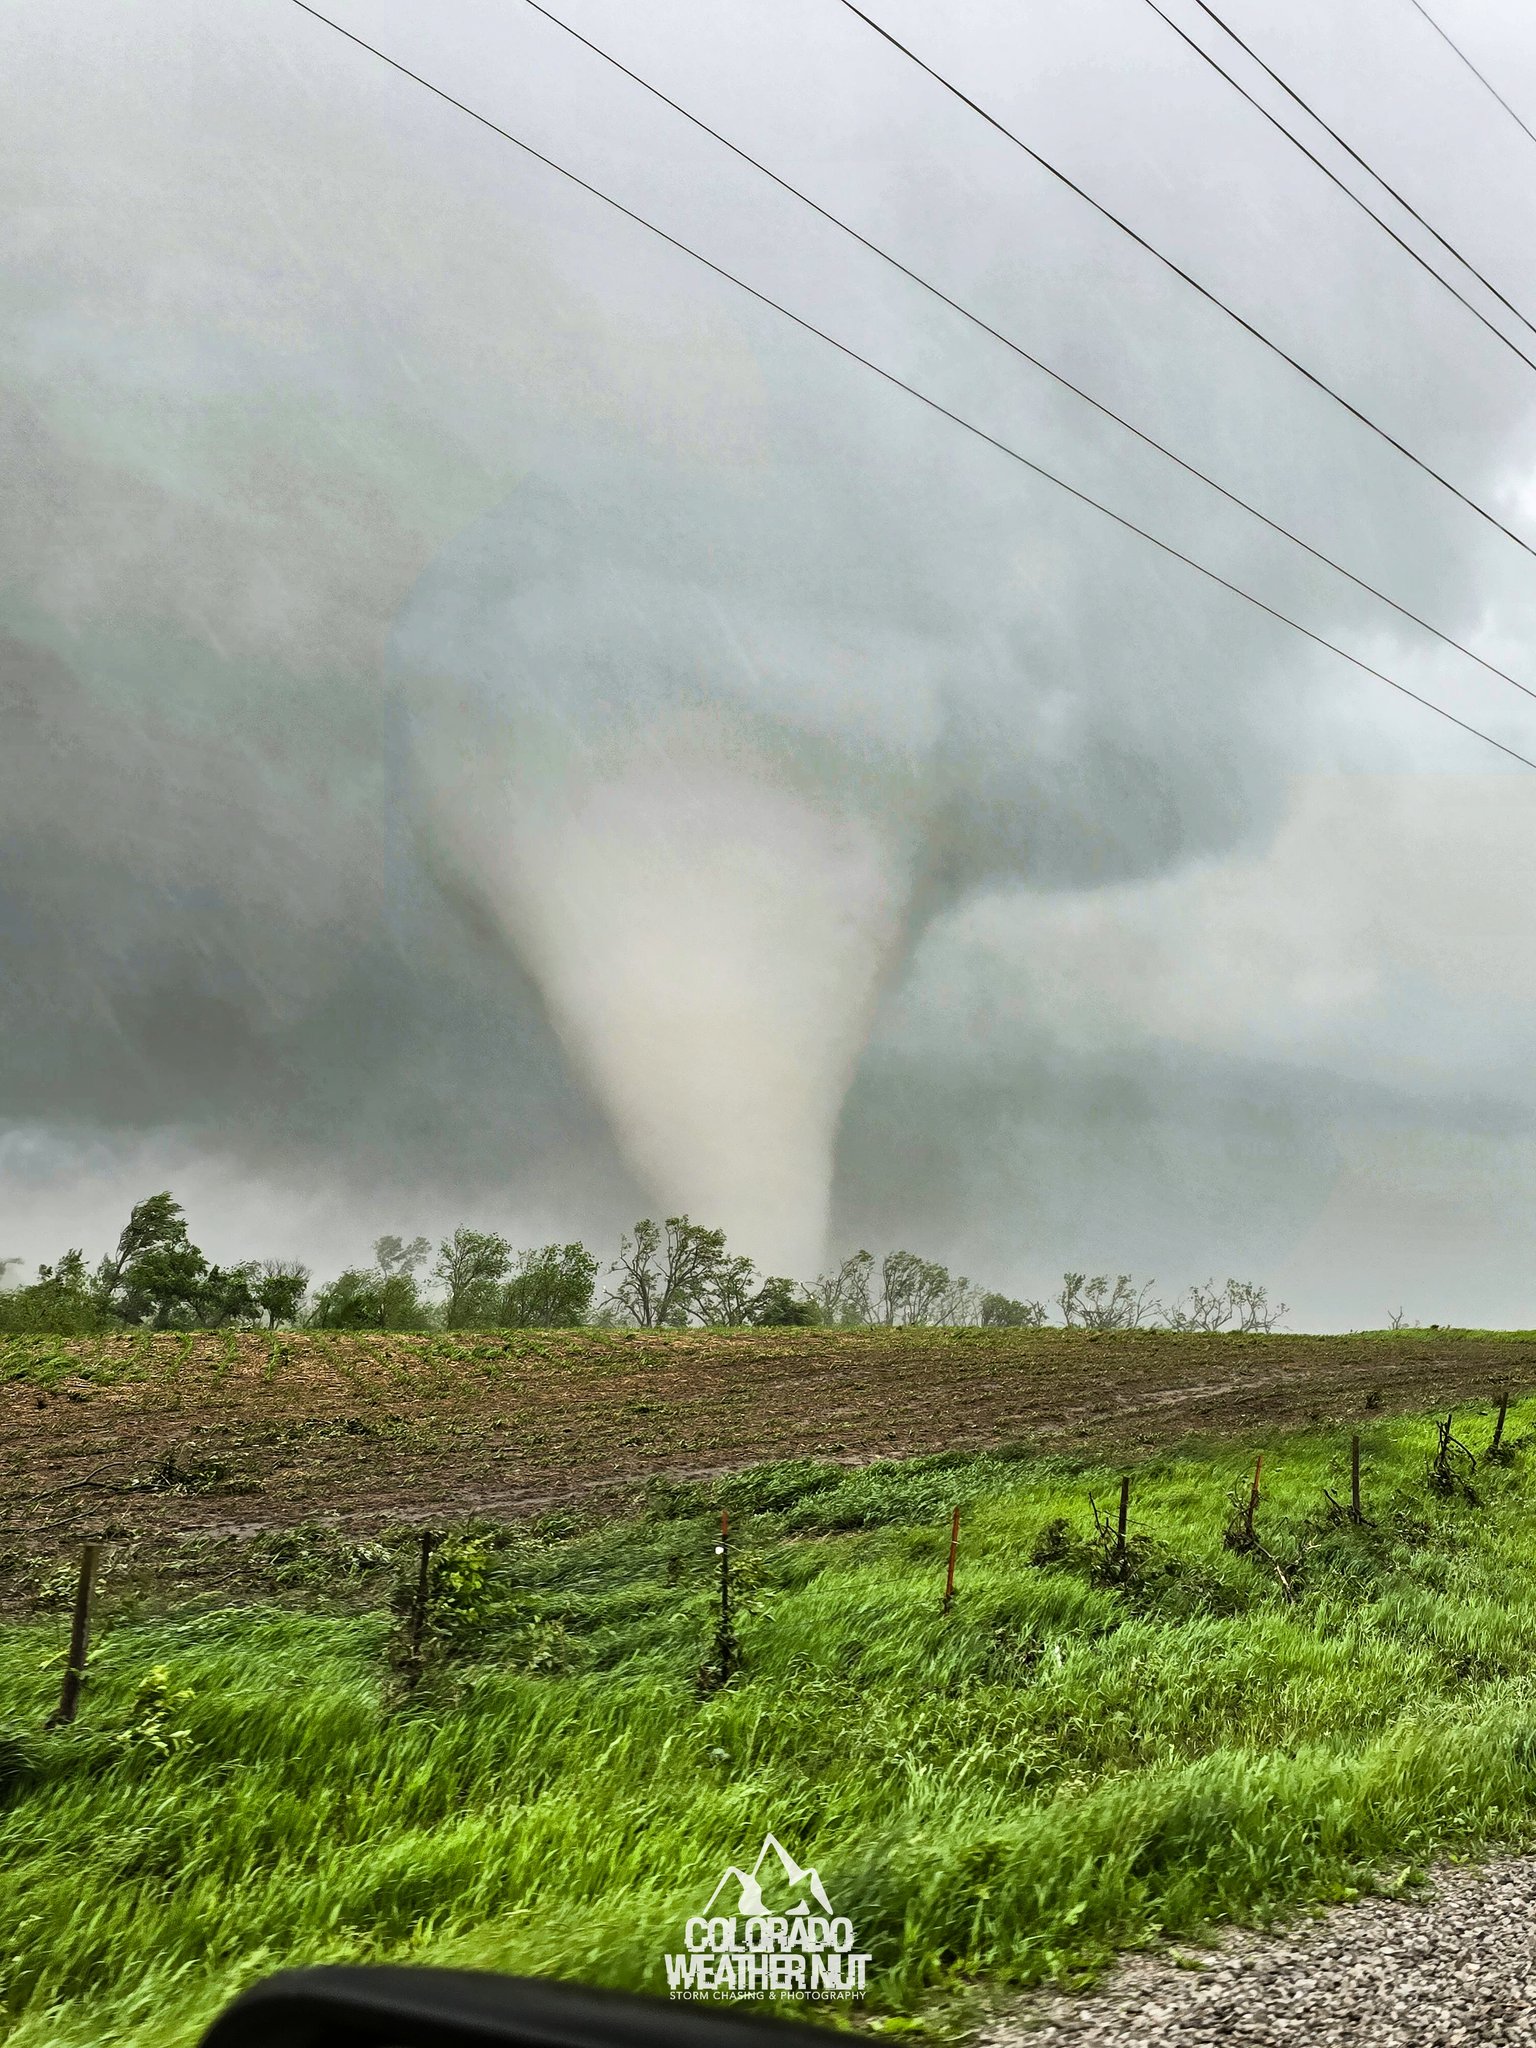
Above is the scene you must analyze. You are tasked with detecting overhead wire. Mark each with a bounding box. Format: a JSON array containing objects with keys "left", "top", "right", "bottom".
[
  {"left": 513, "top": 0, "right": 1536, "bottom": 710},
  {"left": 1146, "top": 0, "right": 1536, "bottom": 362},
  {"left": 831, "top": 0, "right": 1536, "bottom": 565},
  {"left": 1407, "top": 0, "right": 1536, "bottom": 153},
  {"left": 284, "top": 0, "right": 1536, "bottom": 771}
]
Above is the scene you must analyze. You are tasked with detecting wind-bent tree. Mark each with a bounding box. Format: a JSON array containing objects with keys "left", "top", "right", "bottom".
[
  {"left": 310, "top": 1231, "right": 433, "bottom": 1329},
  {"left": 810, "top": 1251, "right": 875, "bottom": 1326},
  {"left": 0, "top": 1250, "right": 104, "bottom": 1334},
  {"left": 254, "top": 1260, "right": 310, "bottom": 1328},
  {"left": 1163, "top": 1278, "right": 1287, "bottom": 1334},
  {"left": 693, "top": 1252, "right": 759, "bottom": 1326},
  {"left": 747, "top": 1276, "right": 820, "bottom": 1326},
  {"left": 94, "top": 1193, "right": 221, "bottom": 1328},
  {"left": 434, "top": 1228, "right": 513, "bottom": 1328},
  {"left": 1058, "top": 1272, "right": 1159, "bottom": 1331},
  {"left": 499, "top": 1243, "right": 599, "bottom": 1327},
  {"left": 310, "top": 1265, "right": 428, "bottom": 1330},
  {"left": 374, "top": 1235, "right": 430, "bottom": 1279},
  {"left": 93, "top": 1192, "right": 194, "bottom": 1320},
  {"left": 979, "top": 1291, "right": 1048, "bottom": 1328},
  {"left": 876, "top": 1251, "right": 962, "bottom": 1326},
  {"left": 605, "top": 1217, "right": 737, "bottom": 1327}
]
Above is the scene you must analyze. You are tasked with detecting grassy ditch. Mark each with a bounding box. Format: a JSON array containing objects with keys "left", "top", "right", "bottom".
[{"left": 4, "top": 1400, "right": 1536, "bottom": 2045}]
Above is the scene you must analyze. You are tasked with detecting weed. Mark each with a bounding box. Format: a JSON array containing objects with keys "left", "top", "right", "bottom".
[{"left": 111, "top": 1667, "right": 194, "bottom": 1763}]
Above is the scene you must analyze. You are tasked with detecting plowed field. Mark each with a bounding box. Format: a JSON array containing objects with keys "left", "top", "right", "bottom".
[{"left": 5, "top": 1324, "right": 1533, "bottom": 1543}]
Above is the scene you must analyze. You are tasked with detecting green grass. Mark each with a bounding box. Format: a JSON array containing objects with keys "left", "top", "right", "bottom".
[{"left": 7, "top": 1403, "right": 1536, "bottom": 2046}]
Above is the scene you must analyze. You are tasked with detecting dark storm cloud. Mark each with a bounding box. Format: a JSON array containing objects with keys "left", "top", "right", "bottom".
[{"left": 5, "top": 0, "right": 1536, "bottom": 1314}]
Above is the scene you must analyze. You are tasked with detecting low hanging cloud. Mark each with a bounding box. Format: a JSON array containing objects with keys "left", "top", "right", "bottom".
[{"left": 5, "top": 0, "right": 1536, "bottom": 1321}]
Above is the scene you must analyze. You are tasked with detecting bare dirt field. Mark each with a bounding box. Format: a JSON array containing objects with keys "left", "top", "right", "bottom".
[{"left": 4, "top": 1325, "right": 1533, "bottom": 1550}]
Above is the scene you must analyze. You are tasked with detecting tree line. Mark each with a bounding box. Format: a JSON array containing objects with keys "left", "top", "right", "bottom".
[{"left": 0, "top": 1192, "right": 1286, "bottom": 1336}]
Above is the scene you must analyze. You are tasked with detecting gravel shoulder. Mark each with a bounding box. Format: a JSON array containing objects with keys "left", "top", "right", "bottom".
[{"left": 987, "top": 1857, "right": 1536, "bottom": 2046}]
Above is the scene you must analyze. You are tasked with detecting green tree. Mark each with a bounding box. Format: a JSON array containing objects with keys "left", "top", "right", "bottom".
[
  {"left": 374, "top": 1235, "right": 429, "bottom": 1279},
  {"left": 93, "top": 1192, "right": 193, "bottom": 1320},
  {"left": 979, "top": 1291, "right": 1047, "bottom": 1328},
  {"left": 748, "top": 1276, "right": 820, "bottom": 1326},
  {"left": 434, "top": 1228, "right": 513, "bottom": 1328},
  {"left": 197, "top": 1263, "right": 263, "bottom": 1330},
  {"left": 869, "top": 1251, "right": 983, "bottom": 1326},
  {"left": 308, "top": 1233, "right": 430, "bottom": 1330},
  {"left": 499, "top": 1243, "right": 598, "bottom": 1327},
  {"left": 0, "top": 1251, "right": 106, "bottom": 1335},
  {"left": 94, "top": 1193, "right": 221, "bottom": 1329},
  {"left": 810, "top": 1250, "right": 875, "bottom": 1326},
  {"left": 39, "top": 1250, "right": 90, "bottom": 1294},
  {"left": 694, "top": 1252, "right": 759, "bottom": 1326},
  {"left": 116, "top": 1241, "right": 211, "bottom": 1329},
  {"left": 604, "top": 1217, "right": 734, "bottom": 1327},
  {"left": 253, "top": 1260, "right": 309, "bottom": 1328},
  {"left": 309, "top": 1269, "right": 383, "bottom": 1330},
  {"left": 309, "top": 1264, "right": 430, "bottom": 1330},
  {"left": 876, "top": 1250, "right": 951, "bottom": 1326}
]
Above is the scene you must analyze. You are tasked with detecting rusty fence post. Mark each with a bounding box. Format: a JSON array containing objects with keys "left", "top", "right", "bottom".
[
  {"left": 942, "top": 1507, "right": 961, "bottom": 1613},
  {"left": 49, "top": 1542, "right": 101, "bottom": 1728},
  {"left": 1244, "top": 1454, "right": 1263, "bottom": 1544}
]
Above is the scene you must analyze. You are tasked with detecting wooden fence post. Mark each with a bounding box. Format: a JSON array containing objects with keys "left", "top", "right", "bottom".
[
  {"left": 1116, "top": 1475, "right": 1131, "bottom": 1563},
  {"left": 1492, "top": 1390, "right": 1510, "bottom": 1454},
  {"left": 942, "top": 1507, "right": 961, "bottom": 1613},
  {"left": 1244, "top": 1454, "right": 1263, "bottom": 1544},
  {"left": 49, "top": 1543, "right": 101, "bottom": 1728},
  {"left": 1350, "top": 1434, "right": 1362, "bottom": 1523},
  {"left": 407, "top": 1530, "right": 435, "bottom": 1676}
]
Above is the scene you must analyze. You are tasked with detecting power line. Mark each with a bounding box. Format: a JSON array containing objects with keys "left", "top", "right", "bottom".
[
  {"left": 832, "top": 0, "right": 1536, "bottom": 565},
  {"left": 284, "top": 0, "right": 1536, "bottom": 772},
  {"left": 516, "top": 0, "right": 1536, "bottom": 709},
  {"left": 1150, "top": 0, "right": 1536, "bottom": 361},
  {"left": 1408, "top": 0, "right": 1536, "bottom": 152}
]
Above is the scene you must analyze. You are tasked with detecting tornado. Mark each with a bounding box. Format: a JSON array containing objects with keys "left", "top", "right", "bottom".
[{"left": 392, "top": 450, "right": 1280, "bottom": 1276}]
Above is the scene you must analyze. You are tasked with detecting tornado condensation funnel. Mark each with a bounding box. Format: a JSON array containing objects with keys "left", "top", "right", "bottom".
[{"left": 417, "top": 707, "right": 915, "bottom": 1279}]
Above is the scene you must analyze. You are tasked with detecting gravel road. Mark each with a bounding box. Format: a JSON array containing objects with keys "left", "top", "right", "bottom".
[{"left": 988, "top": 1857, "right": 1536, "bottom": 2045}]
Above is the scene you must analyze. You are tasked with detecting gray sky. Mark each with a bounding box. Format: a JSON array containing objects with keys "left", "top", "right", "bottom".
[{"left": 6, "top": 0, "right": 1536, "bottom": 1323}]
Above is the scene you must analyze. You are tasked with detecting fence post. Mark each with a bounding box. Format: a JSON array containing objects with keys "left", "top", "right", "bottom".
[
  {"left": 1492, "top": 1390, "right": 1510, "bottom": 1454},
  {"left": 942, "top": 1507, "right": 961, "bottom": 1613},
  {"left": 714, "top": 1510, "right": 733, "bottom": 1683},
  {"left": 49, "top": 1543, "right": 101, "bottom": 1728},
  {"left": 1116, "top": 1475, "right": 1131, "bottom": 1563},
  {"left": 407, "top": 1530, "right": 435, "bottom": 1676},
  {"left": 1244, "top": 1454, "right": 1263, "bottom": 1543},
  {"left": 1350, "top": 1434, "right": 1362, "bottom": 1523}
]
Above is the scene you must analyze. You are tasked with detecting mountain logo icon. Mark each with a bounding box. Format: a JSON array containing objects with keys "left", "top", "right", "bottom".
[
  {"left": 702, "top": 1834, "right": 835, "bottom": 1919},
  {"left": 663, "top": 1830, "right": 869, "bottom": 2000}
]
